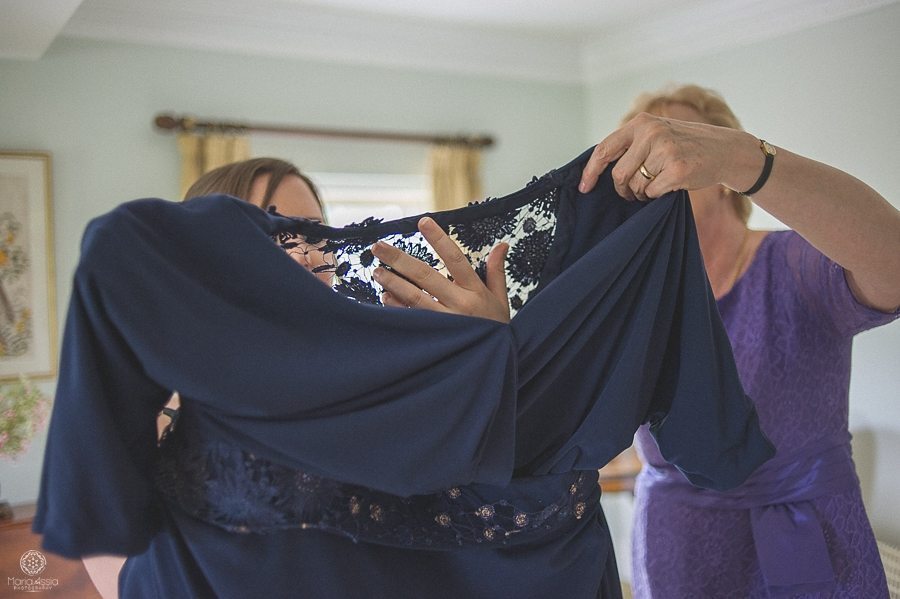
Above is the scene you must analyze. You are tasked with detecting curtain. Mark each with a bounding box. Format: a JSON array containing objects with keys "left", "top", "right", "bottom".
[
  {"left": 177, "top": 132, "right": 251, "bottom": 199},
  {"left": 429, "top": 143, "right": 483, "bottom": 211}
]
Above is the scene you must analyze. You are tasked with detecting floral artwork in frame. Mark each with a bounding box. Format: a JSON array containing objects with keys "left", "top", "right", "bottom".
[{"left": 0, "top": 152, "right": 57, "bottom": 379}]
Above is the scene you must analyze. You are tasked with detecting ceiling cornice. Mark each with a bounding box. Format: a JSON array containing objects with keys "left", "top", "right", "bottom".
[
  {"left": 60, "top": 0, "right": 585, "bottom": 83},
  {"left": 580, "top": 0, "right": 899, "bottom": 83},
  {"left": 41, "top": 0, "right": 900, "bottom": 84},
  {"left": 0, "top": 0, "right": 84, "bottom": 60}
]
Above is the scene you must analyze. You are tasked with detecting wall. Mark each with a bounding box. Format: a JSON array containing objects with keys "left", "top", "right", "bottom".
[
  {"left": 586, "top": 2, "right": 900, "bottom": 545},
  {"left": 0, "top": 36, "right": 585, "bottom": 504}
]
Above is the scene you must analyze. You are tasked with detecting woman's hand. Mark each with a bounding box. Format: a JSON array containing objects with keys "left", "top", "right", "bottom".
[
  {"left": 370, "top": 217, "right": 510, "bottom": 323},
  {"left": 579, "top": 112, "right": 760, "bottom": 201},
  {"left": 580, "top": 112, "right": 900, "bottom": 311}
]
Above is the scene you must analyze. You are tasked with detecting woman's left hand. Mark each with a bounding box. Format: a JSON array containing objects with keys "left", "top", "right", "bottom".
[
  {"left": 370, "top": 217, "right": 511, "bottom": 323},
  {"left": 578, "top": 112, "right": 759, "bottom": 201}
]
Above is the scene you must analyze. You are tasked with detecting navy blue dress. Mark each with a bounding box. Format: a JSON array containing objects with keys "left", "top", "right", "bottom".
[{"left": 35, "top": 148, "right": 774, "bottom": 598}]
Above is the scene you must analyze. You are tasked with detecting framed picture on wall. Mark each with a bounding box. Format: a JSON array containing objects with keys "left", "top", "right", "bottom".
[{"left": 0, "top": 152, "right": 56, "bottom": 379}]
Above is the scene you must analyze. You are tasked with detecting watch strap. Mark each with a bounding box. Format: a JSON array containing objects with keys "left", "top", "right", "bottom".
[{"left": 741, "top": 139, "right": 775, "bottom": 196}]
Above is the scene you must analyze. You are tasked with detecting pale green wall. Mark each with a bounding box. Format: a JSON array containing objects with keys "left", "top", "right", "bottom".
[
  {"left": 586, "top": 2, "right": 900, "bottom": 544},
  {"left": 0, "top": 36, "right": 585, "bottom": 504}
]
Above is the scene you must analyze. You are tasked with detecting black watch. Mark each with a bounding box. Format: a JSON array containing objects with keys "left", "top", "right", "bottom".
[{"left": 741, "top": 139, "right": 776, "bottom": 196}]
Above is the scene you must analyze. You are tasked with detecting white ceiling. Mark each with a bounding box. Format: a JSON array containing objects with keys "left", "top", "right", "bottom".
[
  {"left": 271, "top": 0, "right": 681, "bottom": 32},
  {"left": 2, "top": 0, "right": 897, "bottom": 82}
]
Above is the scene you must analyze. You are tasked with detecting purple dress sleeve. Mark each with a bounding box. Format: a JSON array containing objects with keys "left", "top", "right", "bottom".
[{"left": 782, "top": 231, "right": 899, "bottom": 337}]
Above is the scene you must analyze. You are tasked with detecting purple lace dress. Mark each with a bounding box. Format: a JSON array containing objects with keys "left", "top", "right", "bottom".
[{"left": 633, "top": 230, "right": 898, "bottom": 598}]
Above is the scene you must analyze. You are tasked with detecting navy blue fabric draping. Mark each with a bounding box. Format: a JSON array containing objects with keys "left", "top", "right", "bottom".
[{"left": 34, "top": 147, "right": 773, "bottom": 598}]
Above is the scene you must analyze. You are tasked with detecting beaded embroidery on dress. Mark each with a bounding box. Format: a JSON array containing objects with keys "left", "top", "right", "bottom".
[{"left": 156, "top": 428, "right": 596, "bottom": 548}]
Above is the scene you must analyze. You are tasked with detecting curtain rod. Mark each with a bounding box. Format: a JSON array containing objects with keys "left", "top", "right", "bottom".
[{"left": 154, "top": 114, "right": 494, "bottom": 148}]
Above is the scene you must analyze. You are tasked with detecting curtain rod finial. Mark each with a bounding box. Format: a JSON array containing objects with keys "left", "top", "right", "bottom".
[
  {"left": 155, "top": 114, "right": 179, "bottom": 130},
  {"left": 154, "top": 115, "right": 199, "bottom": 132}
]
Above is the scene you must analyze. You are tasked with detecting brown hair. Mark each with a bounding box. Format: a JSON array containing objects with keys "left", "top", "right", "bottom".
[
  {"left": 183, "top": 157, "right": 324, "bottom": 218},
  {"left": 622, "top": 84, "right": 752, "bottom": 223}
]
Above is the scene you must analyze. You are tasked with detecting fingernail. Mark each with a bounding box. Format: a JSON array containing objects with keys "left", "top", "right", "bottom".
[
  {"left": 579, "top": 181, "right": 587, "bottom": 193},
  {"left": 373, "top": 267, "right": 383, "bottom": 281},
  {"left": 419, "top": 216, "right": 435, "bottom": 229}
]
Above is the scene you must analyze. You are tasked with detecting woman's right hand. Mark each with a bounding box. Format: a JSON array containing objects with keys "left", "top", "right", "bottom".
[
  {"left": 579, "top": 112, "right": 762, "bottom": 201},
  {"left": 580, "top": 113, "right": 900, "bottom": 312},
  {"left": 369, "top": 217, "right": 510, "bottom": 323}
]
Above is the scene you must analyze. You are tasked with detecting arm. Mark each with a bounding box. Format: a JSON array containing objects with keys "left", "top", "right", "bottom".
[
  {"left": 82, "top": 555, "right": 125, "bottom": 599},
  {"left": 580, "top": 113, "right": 900, "bottom": 311},
  {"left": 725, "top": 142, "right": 900, "bottom": 312}
]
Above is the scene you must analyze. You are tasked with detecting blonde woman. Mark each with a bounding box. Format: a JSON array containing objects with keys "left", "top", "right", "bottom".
[{"left": 580, "top": 84, "right": 899, "bottom": 598}]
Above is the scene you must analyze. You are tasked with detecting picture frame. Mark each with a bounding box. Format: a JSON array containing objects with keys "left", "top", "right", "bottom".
[{"left": 0, "top": 152, "right": 57, "bottom": 380}]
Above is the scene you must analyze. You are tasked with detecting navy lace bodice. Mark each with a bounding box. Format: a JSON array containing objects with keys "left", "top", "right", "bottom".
[{"left": 273, "top": 171, "right": 562, "bottom": 316}]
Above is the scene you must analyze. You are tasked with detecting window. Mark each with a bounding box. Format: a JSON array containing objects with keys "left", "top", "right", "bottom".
[{"left": 310, "top": 172, "right": 432, "bottom": 227}]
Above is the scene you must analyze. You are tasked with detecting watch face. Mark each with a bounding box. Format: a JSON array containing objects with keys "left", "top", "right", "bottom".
[{"left": 761, "top": 140, "right": 776, "bottom": 156}]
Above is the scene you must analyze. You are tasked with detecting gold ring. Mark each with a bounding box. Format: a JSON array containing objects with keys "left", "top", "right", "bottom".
[{"left": 639, "top": 163, "right": 656, "bottom": 181}]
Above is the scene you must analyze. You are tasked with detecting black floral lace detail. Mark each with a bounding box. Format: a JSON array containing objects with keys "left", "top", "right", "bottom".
[
  {"left": 333, "top": 277, "right": 380, "bottom": 305},
  {"left": 449, "top": 214, "right": 518, "bottom": 253},
  {"left": 325, "top": 230, "right": 443, "bottom": 308},
  {"left": 392, "top": 239, "right": 440, "bottom": 268},
  {"left": 272, "top": 179, "right": 561, "bottom": 316},
  {"left": 507, "top": 229, "right": 554, "bottom": 286},
  {"left": 532, "top": 192, "right": 557, "bottom": 218},
  {"left": 359, "top": 249, "right": 375, "bottom": 268},
  {"left": 155, "top": 431, "right": 598, "bottom": 548},
  {"left": 317, "top": 218, "right": 385, "bottom": 256}
]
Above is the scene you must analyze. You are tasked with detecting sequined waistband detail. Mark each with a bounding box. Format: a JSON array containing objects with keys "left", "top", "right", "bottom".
[{"left": 155, "top": 432, "right": 598, "bottom": 549}]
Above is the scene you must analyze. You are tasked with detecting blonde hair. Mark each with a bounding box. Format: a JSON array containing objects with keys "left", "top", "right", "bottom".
[{"left": 623, "top": 84, "right": 752, "bottom": 223}]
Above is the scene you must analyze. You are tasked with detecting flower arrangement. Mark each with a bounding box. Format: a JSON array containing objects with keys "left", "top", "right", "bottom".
[{"left": 0, "top": 375, "right": 51, "bottom": 459}]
